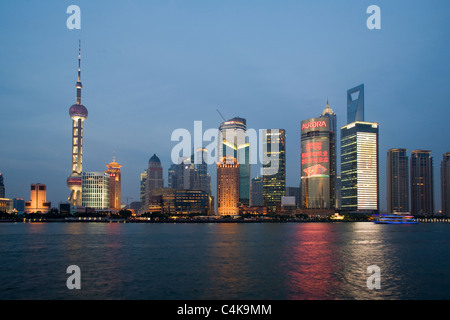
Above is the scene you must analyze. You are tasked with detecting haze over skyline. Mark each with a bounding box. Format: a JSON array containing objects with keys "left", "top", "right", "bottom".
[{"left": 1, "top": 1, "right": 449, "bottom": 212}]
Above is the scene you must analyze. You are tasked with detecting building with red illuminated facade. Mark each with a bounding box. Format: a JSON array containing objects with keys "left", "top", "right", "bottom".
[{"left": 301, "top": 115, "right": 336, "bottom": 211}]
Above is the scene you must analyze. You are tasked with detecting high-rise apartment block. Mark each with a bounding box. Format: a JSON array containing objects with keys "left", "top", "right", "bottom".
[
  {"left": 410, "top": 150, "right": 434, "bottom": 215},
  {"left": 386, "top": 149, "right": 410, "bottom": 213},
  {"left": 441, "top": 152, "right": 450, "bottom": 216}
]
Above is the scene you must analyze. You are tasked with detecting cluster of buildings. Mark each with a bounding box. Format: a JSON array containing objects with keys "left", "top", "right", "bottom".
[{"left": 1, "top": 44, "right": 450, "bottom": 217}]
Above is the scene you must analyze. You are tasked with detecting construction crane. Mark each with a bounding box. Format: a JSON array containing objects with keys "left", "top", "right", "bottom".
[{"left": 216, "top": 109, "right": 226, "bottom": 122}]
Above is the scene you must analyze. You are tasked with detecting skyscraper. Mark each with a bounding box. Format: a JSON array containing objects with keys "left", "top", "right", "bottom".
[
  {"left": 140, "top": 170, "right": 147, "bottom": 204},
  {"left": 145, "top": 154, "right": 164, "bottom": 210},
  {"left": 251, "top": 176, "right": 263, "bottom": 206},
  {"left": 386, "top": 149, "right": 409, "bottom": 213},
  {"left": 411, "top": 150, "right": 434, "bottom": 215},
  {"left": 217, "top": 158, "right": 239, "bottom": 216},
  {"left": 67, "top": 42, "right": 88, "bottom": 207},
  {"left": 218, "top": 117, "right": 250, "bottom": 206},
  {"left": 441, "top": 152, "right": 450, "bottom": 216},
  {"left": 340, "top": 122, "right": 379, "bottom": 213},
  {"left": 196, "top": 147, "right": 212, "bottom": 195},
  {"left": 301, "top": 116, "right": 335, "bottom": 210},
  {"left": 347, "top": 84, "right": 364, "bottom": 124},
  {"left": 105, "top": 157, "right": 122, "bottom": 210},
  {"left": 0, "top": 173, "right": 5, "bottom": 198},
  {"left": 82, "top": 172, "right": 110, "bottom": 210},
  {"left": 319, "top": 100, "right": 337, "bottom": 208},
  {"left": 262, "top": 129, "right": 286, "bottom": 214},
  {"left": 25, "top": 184, "right": 51, "bottom": 213}
]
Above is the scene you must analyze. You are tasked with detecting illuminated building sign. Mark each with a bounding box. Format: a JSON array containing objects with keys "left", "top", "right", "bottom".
[
  {"left": 301, "top": 120, "right": 327, "bottom": 131},
  {"left": 301, "top": 142, "right": 329, "bottom": 165}
]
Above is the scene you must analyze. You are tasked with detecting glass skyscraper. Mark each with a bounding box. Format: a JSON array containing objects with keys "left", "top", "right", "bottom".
[
  {"left": 340, "top": 122, "right": 379, "bottom": 213},
  {"left": 251, "top": 176, "right": 263, "bottom": 206},
  {"left": 218, "top": 117, "right": 250, "bottom": 206},
  {"left": 262, "top": 129, "right": 286, "bottom": 214},
  {"left": 411, "top": 150, "right": 434, "bottom": 215},
  {"left": 386, "top": 149, "right": 410, "bottom": 213},
  {"left": 347, "top": 84, "right": 364, "bottom": 124}
]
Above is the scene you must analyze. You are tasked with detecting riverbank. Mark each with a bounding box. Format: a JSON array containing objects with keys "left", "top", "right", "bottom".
[{"left": 2, "top": 216, "right": 450, "bottom": 224}]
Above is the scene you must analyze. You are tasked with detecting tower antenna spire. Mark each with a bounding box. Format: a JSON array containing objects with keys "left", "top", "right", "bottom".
[{"left": 76, "top": 40, "right": 82, "bottom": 105}]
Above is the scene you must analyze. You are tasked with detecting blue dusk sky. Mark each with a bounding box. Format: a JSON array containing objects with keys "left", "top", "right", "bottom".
[{"left": 0, "top": 0, "right": 449, "bottom": 211}]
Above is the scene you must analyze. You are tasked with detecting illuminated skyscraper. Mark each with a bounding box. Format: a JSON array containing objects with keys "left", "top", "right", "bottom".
[
  {"left": 82, "top": 172, "right": 110, "bottom": 210},
  {"left": 25, "top": 184, "right": 51, "bottom": 213},
  {"left": 319, "top": 100, "right": 337, "bottom": 208},
  {"left": 441, "top": 152, "right": 450, "bottom": 216},
  {"left": 386, "top": 149, "right": 409, "bottom": 213},
  {"left": 262, "top": 129, "right": 286, "bottom": 214},
  {"left": 218, "top": 117, "right": 250, "bottom": 206},
  {"left": 347, "top": 84, "right": 364, "bottom": 124},
  {"left": 105, "top": 157, "right": 122, "bottom": 210},
  {"left": 140, "top": 170, "right": 147, "bottom": 203},
  {"left": 411, "top": 150, "right": 434, "bottom": 215},
  {"left": 340, "top": 122, "right": 379, "bottom": 213},
  {"left": 301, "top": 117, "right": 335, "bottom": 210},
  {"left": 145, "top": 154, "right": 164, "bottom": 210},
  {"left": 67, "top": 41, "right": 88, "bottom": 207},
  {"left": 217, "top": 158, "right": 239, "bottom": 216}
]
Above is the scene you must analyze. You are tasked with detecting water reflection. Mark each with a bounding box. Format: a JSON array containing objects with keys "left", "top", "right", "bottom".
[
  {"left": 2, "top": 222, "right": 449, "bottom": 299},
  {"left": 202, "top": 223, "right": 253, "bottom": 299},
  {"left": 284, "top": 223, "right": 341, "bottom": 299}
]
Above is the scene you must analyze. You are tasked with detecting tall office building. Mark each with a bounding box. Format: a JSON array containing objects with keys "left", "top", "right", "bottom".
[
  {"left": 168, "top": 151, "right": 211, "bottom": 195},
  {"left": 0, "top": 173, "right": 5, "bottom": 198},
  {"left": 319, "top": 100, "right": 337, "bottom": 207},
  {"left": 196, "top": 147, "right": 212, "bottom": 195},
  {"left": 105, "top": 157, "right": 122, "bottom": 210},
  {"left": 251, "top": 176, "right": 263, "bottom": 206},
  {"left": 442, "top": 152, "right": 450, "bottom": 216},
  {"left": 82, "top": 172, "right": 110, "bottom": 210},
  {"left": 386, "top": 149, "right": 409, "bottom": 213},
  {"left": 67, "top": 42, "right": 88, "bottom": 207},
  {"left": 347, "top": 84, "right": 364, "bottom": 124},
  {"left": 262, "top": 129, "right": 286, "bottom": 214},
  {"left": 25, "top": 184, "right": 51, "bottom": 213},
  {"left": 140, "top": 170, "right": 147, "bottom": 203},
  {"left": 340, "top": 122, "right": 379, "bottom": 213},
  {"left": 301, "top": 116, "right": 335, "bottom": 210},
  {"left": 217, "top": 158, "right": 239, "bottom": 215},
  {"left": 411, "top": 150, "right": 434, "bottom": 215},
  {"left": 218, "top": 117, "right": 250, "bottom": 206},
  {"left": 168, "top": 164, "right": 179, "bottom": 189},
  {"left": 145, "top": 154, "right": 164, "bottom": 210},
  {"left": 320, "top": 99, "right": 337, "bottom": 136},
  {"left": 335, "top": 174, "right": 342, "bottom": 209}
]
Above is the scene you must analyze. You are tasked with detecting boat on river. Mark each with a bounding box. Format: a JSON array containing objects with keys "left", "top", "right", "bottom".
[{"left": 374, "top": 213, "right": 418, "bottom": 224}]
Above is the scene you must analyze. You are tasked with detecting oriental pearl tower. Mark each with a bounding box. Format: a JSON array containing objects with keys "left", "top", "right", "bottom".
[{"left": 67, "top": 41, "right": 88, "bottom": 207}]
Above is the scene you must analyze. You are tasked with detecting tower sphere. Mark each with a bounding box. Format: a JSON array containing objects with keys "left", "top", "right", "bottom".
[{"left": 69, "top": 103, "right": 88, "bottom": 120}]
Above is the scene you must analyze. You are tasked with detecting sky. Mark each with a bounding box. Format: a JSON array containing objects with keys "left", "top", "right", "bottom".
[{"left": 0, "top": 0, "right": 449, "bottom": 212}]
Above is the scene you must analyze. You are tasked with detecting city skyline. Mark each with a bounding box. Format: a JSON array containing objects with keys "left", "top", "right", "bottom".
[{"left": 1, "top": 1, "right": 450, "bottom": 212}]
